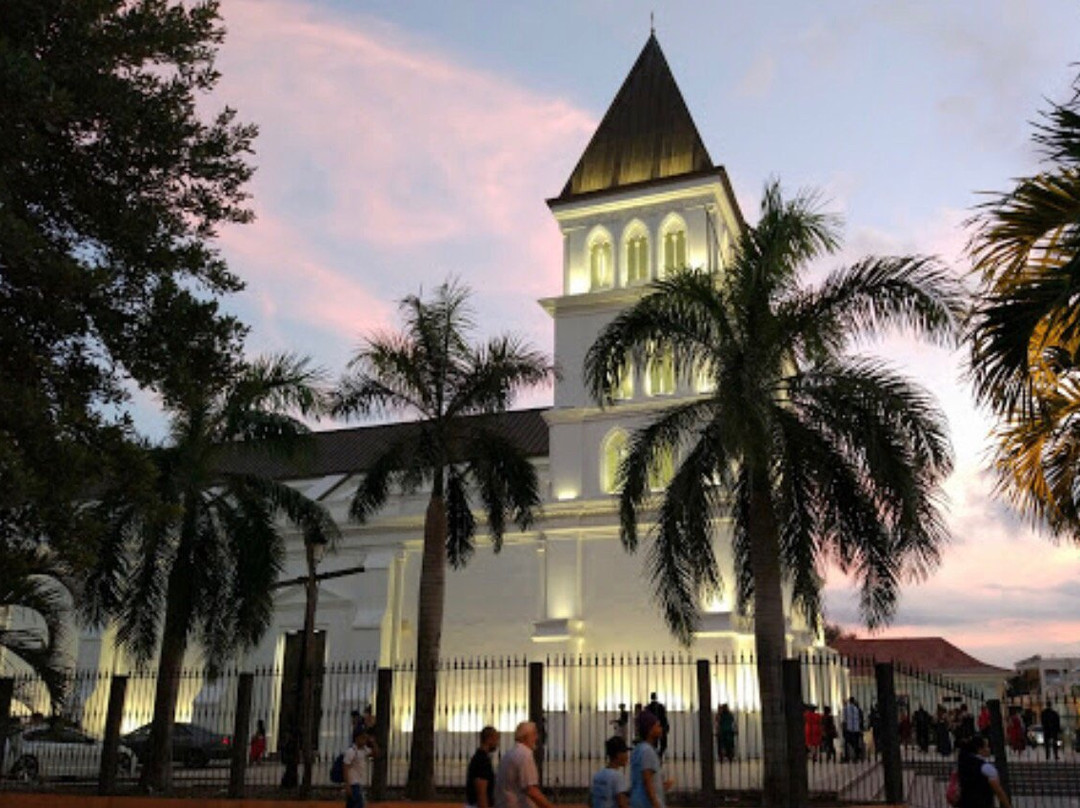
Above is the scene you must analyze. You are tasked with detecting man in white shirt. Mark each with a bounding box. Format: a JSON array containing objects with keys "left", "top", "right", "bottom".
[
  {"left": 343, "top": 728, "right": 378, "bottom": 808},
  {"left": 494, "top": 722, "right": 553, "bottom": 808}
]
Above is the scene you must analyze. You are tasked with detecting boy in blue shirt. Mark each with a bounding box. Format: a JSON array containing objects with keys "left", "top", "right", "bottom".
[{"left": 591, "top": 735, "right": 629, "bottom": 808}]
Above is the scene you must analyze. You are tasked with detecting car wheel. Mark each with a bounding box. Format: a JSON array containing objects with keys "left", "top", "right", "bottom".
[
  {"left": 12, "top": 755, "right": 39, "bottom": 782},
  {"left": 117, "top": 752, "right": 133, "bottom": 777},
  {"left": 183, "top": 749, "right": 209, "bottom": 768}
]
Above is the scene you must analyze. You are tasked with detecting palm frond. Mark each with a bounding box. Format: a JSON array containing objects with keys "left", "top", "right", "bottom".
[
  {"left": 785, "top": 256, "right": 964, "bottom": 360},
  {"left": 447, "top": 334, "right": 553, "bottom": 418},
  {"left": 445, "top": 469, "right": 477, "bottom": 569},
  {"left": 464, "top": 427, "right": 543, "bottom": 550},
  {"left": 348, "top": 434, "right": 429, "bottom": 522}
]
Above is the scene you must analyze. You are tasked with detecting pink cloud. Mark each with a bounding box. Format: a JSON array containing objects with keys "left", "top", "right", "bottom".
[{"left": 205, "top": 0, "right": 593, "bottom": 381}]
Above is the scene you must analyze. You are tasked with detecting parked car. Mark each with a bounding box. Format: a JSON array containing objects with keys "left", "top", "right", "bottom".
[
  {"left": 5, "top": 724, "right": 135, "bottom": 781},
  {"left": 1026, "top": 724, "right": 1065, "bottom": 749},
  {"left": 121, "top": 722, "right": 232, "bottom": 768}
]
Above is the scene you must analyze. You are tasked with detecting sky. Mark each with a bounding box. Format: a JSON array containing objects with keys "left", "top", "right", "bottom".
[{"left": 159, "top": 0, "right": 1080, "bottom": 668}]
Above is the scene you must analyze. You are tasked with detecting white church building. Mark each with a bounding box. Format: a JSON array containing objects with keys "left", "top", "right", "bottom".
[{"left": 72, "top": 35, "right": 838, "bottom": 741}]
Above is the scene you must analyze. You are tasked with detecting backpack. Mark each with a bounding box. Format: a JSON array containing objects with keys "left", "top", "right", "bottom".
[
  {"left": 330, "top": 753, "right": 345, "bottom": 784},
  {"left": 945, "top": 770, "right": 961, "bottom": 807}
]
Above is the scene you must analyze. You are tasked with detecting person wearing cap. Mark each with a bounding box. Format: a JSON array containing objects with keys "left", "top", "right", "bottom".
[
  {"left": 629, "top": 710, "right": 673, "bottom": 808},
  {"left": 591, "top": 736, "right": 630, "bottom": 808}
]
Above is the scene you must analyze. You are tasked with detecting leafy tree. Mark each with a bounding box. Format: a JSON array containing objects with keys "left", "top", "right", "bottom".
[
  {"left": 0, "top": 0, "right": 255, "bottom": 550},
  {"left": 81, "top": 354, "right": 338, "bottom": 792},
  {"left": 0, "top": 541, "right": 71, "bottom": 702},
  {"left": 968, "top": 74, "right": 1080, "bottom": 536},
  {"left": 333, "top": 280, "right": 553, "bottom": 798},
  {"left": 585, "top": 181, "right": 962, "bottom": 807}
]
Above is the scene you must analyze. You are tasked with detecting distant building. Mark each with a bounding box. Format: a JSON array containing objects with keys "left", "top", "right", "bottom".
[
  {"left": 1014, "top": 655, "right": 1080, "bottom": 698},
  {"left": 829, "top": 637, "right": 1010, "bottom": 705}
]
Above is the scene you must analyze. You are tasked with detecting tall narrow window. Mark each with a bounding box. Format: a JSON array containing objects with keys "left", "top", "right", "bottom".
[
  {"left": 694, "top": 361, "right": 716, "bottom": 394},
  {"left": 646, "top": 349, "right": 675, "bottom": 396},
  {"left": 612, "top": 361, "right": 634, "bottom": 401},
  {"left": 590, "top": 239, "right": 613, "bottom": 290},
  {"left": 625, "top": 226, "right": 649, "bottom": 284},
  {"left": 601, "top": 430, "right": 628, "bottom": 494},
  {"left": 648, "top": 448, "right": 675, "bottom": 491},
  {"left": 663, "top": 228, "right": 687, "bottom": 274}
]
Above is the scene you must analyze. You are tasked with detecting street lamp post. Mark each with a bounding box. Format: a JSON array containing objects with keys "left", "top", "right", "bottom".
[{"left": 298, "top": 537, "right": 326, "bottom": 797}]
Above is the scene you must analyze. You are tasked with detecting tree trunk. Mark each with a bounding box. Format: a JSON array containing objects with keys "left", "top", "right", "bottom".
[
  {"left": 298, "top": 540, "right": 319, "bottom": 797},
  {"left": 404, "top": 493, "right": 447, "bottom": 799},
  {"left": 748, "top": 483, "right": 793, "bottom": 808},
  {"left": 141, "top": 565, "right": 192, "bottom": 793}
]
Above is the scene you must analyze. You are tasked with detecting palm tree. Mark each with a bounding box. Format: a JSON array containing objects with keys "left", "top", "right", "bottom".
[
  {"left": 968, "top": 75, "right": 1080, "bottom": 536},
  {"left": 80, "top": 354, "right": 339, "bottom": 792},
  {"left": 584, "top": 180, "right": 963, "bottom": 807},
  {"left": 0, "top": 542, "right": 71, "bottom": 703},
  {"left": 333, "top": 279, "right": 553, "bottom": 798}
]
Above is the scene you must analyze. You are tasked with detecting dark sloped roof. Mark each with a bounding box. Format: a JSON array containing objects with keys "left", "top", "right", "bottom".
[
  {"left": 829, "top": 637, "right": 1011, "bottom": 676},
  {"left": 217, "top": 408, "right": 550, "bottom": 481},
  {"left": 557, "top": 33, "right": 714, "bottom": 201}
]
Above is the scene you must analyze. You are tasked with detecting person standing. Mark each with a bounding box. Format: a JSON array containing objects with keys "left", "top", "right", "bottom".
[
  {"left": 612, "top": 704, "right": 630, "bottom": 744},
  {"left": 1041, "top": 701, "right": 1062, "bottom": 760},
  {"left": 977, "top": 704, "right": 992, "bottom": 735},
  {"left": 821, "top": 706, "right": 838, "bottom": 761},
  {"left": 343, "top": 727, "right": 378, "bottom": 808},
  {"left": 1006, "top": 710, "right": 1026, "bottom": 754},
  {"left": 957, "top": 735, "right": 1012, "bottom": 808},
  {"left": 913, "top": 704, "right": 932, "bottom": 753},
  {"left": 590, "top": 736, "right": 630, "bottom": 808},
  {"left": 249, "top": 718, "right": 267, "bottom": 764},
  {"left": 804, "top": 704, "right": 823, "bottom": 762},
  {"left": 935, "top": 706, "right": 953, "bottom": 758},
  {"left": 715, "top": 703, "right": 736, "bottom": 762},
  {"left": 645, "top": 693, "right": 669, "bottom": 759},
  {"left": 495, "top": 722, "right": 553, "bottom": 808},
  {"left": 842, "top": 697, "right": 863, "bottom": 762},
  {"left": 629, "top": 711, "right": 673, "bottom": 808},
  {"left": 467, "top": 726, "right": 499, "bottom": 808}
]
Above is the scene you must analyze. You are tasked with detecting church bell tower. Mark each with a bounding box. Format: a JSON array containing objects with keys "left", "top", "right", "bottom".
[{"left": 541, "top": 33, "right": 745, "bottom": 505}]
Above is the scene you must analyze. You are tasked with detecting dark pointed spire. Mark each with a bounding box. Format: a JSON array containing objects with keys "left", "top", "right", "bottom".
[{"left": 557, "top": 34, "right": 714, "bottom": 201}]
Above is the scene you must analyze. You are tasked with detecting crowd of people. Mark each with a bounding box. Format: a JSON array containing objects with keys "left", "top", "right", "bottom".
[{"left": 327, "top": 693, "right": 1069, "bottom": 808}]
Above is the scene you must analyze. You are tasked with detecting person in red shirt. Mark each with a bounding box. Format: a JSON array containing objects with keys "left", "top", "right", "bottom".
[{"left": 804, "top": 705, "right": 823, "bottom": 762}]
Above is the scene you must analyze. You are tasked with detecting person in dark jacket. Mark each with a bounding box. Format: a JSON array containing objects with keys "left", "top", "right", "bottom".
[
  {"left": 1041, "top": 701, "right": 1062, "bottom": 760},
  {"left": 913, "top": 704, "right": 932, "bottom": 753},
  {"left": 957, "top": 735, "right": 1011, "bottom": 808},
  {"left": 645, "top": 693, "right": 669, "bottom": 760}
]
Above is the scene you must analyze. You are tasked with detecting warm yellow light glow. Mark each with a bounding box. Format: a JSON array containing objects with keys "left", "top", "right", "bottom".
[
  {"left": 556, "top": 488, "right": 578, "bottom": 501},
  {"left": 447, "top": 709, "right": 484, "bottom": 733},
  {"left": 496, "top": 709, "right": 526, "bottom": 732}
]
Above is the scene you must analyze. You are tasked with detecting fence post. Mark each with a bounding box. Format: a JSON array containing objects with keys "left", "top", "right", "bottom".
[
  {"left": 987, "top": 698, "right": 1010, "bottom": 798},
  {"left": 528, "top": 660, "right": 544, "bottom": 784},
  {"left": 228, "top": 672, "right": 254, "bottom": 798},
  {"left": 696, "top": 659, "right": 716, "bottom": 807},
  {"left": 782, "top": 658, "right": 809, "bottom": 807},
  {"left": 372, "top": 667, "right": 393, "bottom": 801},
  {"left": 874, "top": 662, "right": 904, "bottom": 805},
  {"left": 0, "top": 678, "right": 11, "bottom": 722},
  {"left": 98, "top": 674, "right": 128, "bottom": 795}
]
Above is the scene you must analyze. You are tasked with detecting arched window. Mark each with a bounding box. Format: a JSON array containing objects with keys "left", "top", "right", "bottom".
[
  {"left": 601, "top": 430, "right": 628, "bottom": 494},
  {"left": 612, "top": 360, "right": 634, "bottom": 401},
  {"left": 646, "top": 348, "right": 675, "bottom": 396},
  {"left": 660, "top": 215, "right": 687, "bottom": 276},
  {"left": 623, "top": 222, "right": 649, "bottom": 285},
  {"left": 648, "top": 448, "right": 675, "bottom": 492},
  {"left": 694, "top": 360, "right": 716, "bottom": 394},
  {"left": 588, "top": 229, "right": 614, "bottom": 290}
]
